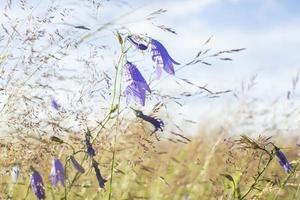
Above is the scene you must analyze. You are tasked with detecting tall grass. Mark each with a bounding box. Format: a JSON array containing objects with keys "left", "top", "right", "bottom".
[
  {"left": 0, "top": 1, "right": 298, "bottom": 200},
  {"left": 0, "top": 124, "right": 299, "bottom": 199}
]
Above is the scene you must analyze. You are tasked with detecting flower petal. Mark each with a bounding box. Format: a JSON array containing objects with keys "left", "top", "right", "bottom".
[
  {"left": 124, "top": 82, "right": 146, "bottom": 106},
  {"left": 50, "top": 159, "right": 65, "bottom": 187},
  {"left": 150, "top": 39, "right": 180, "bottom": 76},
  {"left": 125, "top": 61, "right": 150, "bottom": 92},
  {"left": 127, "top": 36, "right": 148, "bottom": 50},
  {"left": 31, "top": 171, "right": 46, "bottom": 199}
]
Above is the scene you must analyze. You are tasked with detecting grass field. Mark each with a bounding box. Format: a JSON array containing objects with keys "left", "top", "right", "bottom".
[{"left": 0, "top": 120, "right": 299, "bottom": 200}]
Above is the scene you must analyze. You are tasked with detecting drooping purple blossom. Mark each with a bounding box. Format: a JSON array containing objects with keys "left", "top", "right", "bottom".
[
  {"left": 50, "top": 158, "right": 65, "bottom": 187},
  {"left": 85, "top": 131, "right": 96, "bottom": 157},
  {"left": 150, "top": 38, "right": 180, "bottom": 79},
  {"left": 127, "top": 36, "right": 148, "bottom": 50},
  {"left": 70, "top": 155, "right": 85, "bottom": 173},
  {"left": 92, "top": 159, "right": 107, "bottom": 189},
  {"left": 125, "top": 61, "right": 151, "bottom": 93},
  {"left": 123, "top": 61, "right": 150, "bottom": 106},
  {"left": 134, "top": 109, "right": 164, "bottom": 134},
  {"left": 124, "top": 82, "right": 146, "bottom": 106},
  {"left": 51, "top": 99, "right": 60, "bottom": 110},
  {"left": 30, "top": 170, "right": 46, "bottom": 200},
  {"left": 275, "top": 147, "right": 292, "bottom": 173}
]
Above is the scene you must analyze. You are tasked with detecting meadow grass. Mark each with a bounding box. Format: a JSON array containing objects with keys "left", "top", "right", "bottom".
[{"left": 0, "top": 122, "right": 298, "bottom": 200}]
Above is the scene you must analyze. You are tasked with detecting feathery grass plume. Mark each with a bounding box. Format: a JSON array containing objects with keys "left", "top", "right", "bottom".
[
  {"left": 238, "top": 135, "right": 260, "bottom": 149},
  {"left": 70, "top": 155, "right": 85, "bottom": 173},
  {"left": 30, "top": 168, "right": 46, "bottom": 200},
  {"left": 133, "top": 109, "right": 164, "bottom": 134},
  {"left": 275, "top": 146, "right": 292, "bottom": 173},
  {"left": 150, "top": 38, "right": 180, "bottom": 79},
  {"left": 92, "top": 159, "right": 107, "bottom": 189},
  {"left": 127, "top": 35, "right": 148, "bottom": 50},
  {"left": 85, "top": 129, "right": 96, "bottom": 157},
  {"left": 11, "top": 165, "right": 20, "bottom": 184},
  {"left": 50, "top": 158, "right": 65, "bottom": 187}
]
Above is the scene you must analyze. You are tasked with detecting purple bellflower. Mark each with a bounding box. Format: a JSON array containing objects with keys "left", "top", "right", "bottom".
[
  {"left": 70, "top": 155, "right": 85, "bottom": 173},
  {"left": 50, "top": 159, "right": 65, "bottom": 187},
  {"left": 150, "top": 38, "right": 180, "bottom": 79},
  {"left": 275, "top": 147, "right": 292, "bottom": 173},
  {"left": 92, "top": 159, "right": 107, "bottom": 189},
  {"left": 124, "top": 82, "right": 146, "bottom": 106},
  {"left": 134, "top": 109, "right": 164, "bottom": 134},
  {"left": 85, "top": 130, "right": 96, "bottom": 157},
  {"left": 125, "top": 61, "right": 151, "bottom": 93},
  {"left": 124, "top": 61, "right": 150, "bottom": 106},
  {"left": 51, "top": 99, "right": 60, "bottom": 110},
  {"left": 30, "top": 169, "right": 46, "bottom": 200},
  {"left": 127, "top": 36, "right": 148, "bottom": 50}
]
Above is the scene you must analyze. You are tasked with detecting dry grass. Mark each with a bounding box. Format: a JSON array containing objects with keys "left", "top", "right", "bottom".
[{"left": 0, "top": 122, "right": 299, "bottom": 200}]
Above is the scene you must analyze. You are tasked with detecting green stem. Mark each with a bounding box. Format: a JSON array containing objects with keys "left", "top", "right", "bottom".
[
  {"left": 67, "top": 34, "right": 127, "bottom": 195},
  {"left": 64, "top": 158, "right": 70, "bottom": 200},
  {"left": 107, "top": 34, "right": 126, "bottom": 200},
  {"left": 274, "top": 159, "right": 300, "bottom": 200},
  {"left": 108, "top": 136, "right": 117, "bottom": 200},
  {"left": 240, "top": 154, "right": 273, "bottom": 200}
]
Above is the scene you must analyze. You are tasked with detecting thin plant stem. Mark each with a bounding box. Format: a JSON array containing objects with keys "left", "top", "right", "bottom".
[
  {"left": 108, "top": 136, "right": 117, "bottom": 200},
  {"left": 240, "top": 153, "right": 273, "bottom": 200}
]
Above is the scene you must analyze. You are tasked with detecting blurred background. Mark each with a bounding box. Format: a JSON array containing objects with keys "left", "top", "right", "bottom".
[{"left": 1, "top": 0, "right": 300, "bottom": 136}]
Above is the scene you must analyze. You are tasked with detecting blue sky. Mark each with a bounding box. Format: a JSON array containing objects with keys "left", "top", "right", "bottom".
[
  {"left": 2, "top": 0, "right": 299, "bottom": 93},
  {"left": 117, "top": 0, "right": 300, "bottom": 99},
  {"left": 122, "top": 0, "right": 300, "bottom": 133},
  {"left": 189, "top": 0, "right": 300, "bottom": 30}
]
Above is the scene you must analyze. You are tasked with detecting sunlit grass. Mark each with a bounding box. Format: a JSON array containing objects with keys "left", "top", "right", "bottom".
[{"left": 0, "top": 123, "right": 298, "bottom": 200}]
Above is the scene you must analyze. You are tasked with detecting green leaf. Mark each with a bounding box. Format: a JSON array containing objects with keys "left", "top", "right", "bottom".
[{"left": 50, "top": 136, "right": 64, "bottom": 144}]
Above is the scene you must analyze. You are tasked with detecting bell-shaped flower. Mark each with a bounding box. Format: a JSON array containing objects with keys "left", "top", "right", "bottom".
[
  {"left": 124, "top": 82, "right": 146, "bottom": 106},
  {"left": 127, "top": 36, "right": 148, "bottom": 50},
  {"left": 30, "top": 169, "right": 46, "bottom": 200},
  {"left": 50, "top": 158, "right": 65, "bottom": 187},
  {"left": 70, "top": 155, "right": 85, "bottom": 173},
  {"left": 124, "top": 61, "right": 150, "bottom": 93},
  {"left": 51, "top": 99, "right": 60, "bottom": 110},
  {"left": 92, "top": 159, "right": 107, "bottom": 189},
  {"left": 275, "top": 147, "right": 292, "bottom": 173},
  {"left": 85, "top": 132, "right": 96, "bottom": 157},
  {"left": 134, "top": 109, "right": 164, "bottom": 134},
  {"left": 150, "top": 39, "right": 180, "bottom": 79},
  {"left": 123, "top": 61, "right": 150, "bottom": 106}
]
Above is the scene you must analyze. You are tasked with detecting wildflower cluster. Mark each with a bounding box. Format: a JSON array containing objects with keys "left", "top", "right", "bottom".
[
  {"left": 121, "top": 35, "right": 179, "bottom": 133},
  {"left": 14, "top": 133, "right": 108, "bottom": 200},
  {"left": 7, "top": 32, "right": 179, "bottom": 199},
  {"left": 124, "top": 35, "right": 179, "bottom": 107}
]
